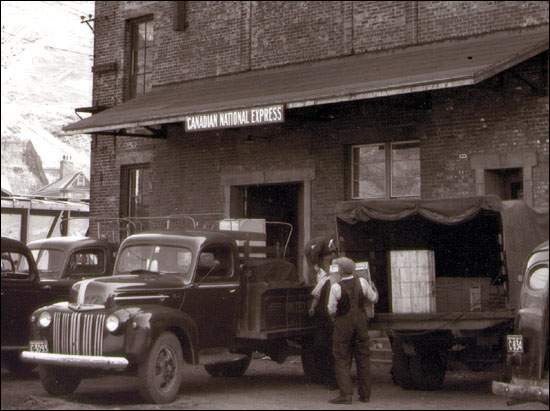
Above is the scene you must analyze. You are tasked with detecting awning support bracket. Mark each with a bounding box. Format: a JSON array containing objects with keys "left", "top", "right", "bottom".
[{"left": 96, "top": 125, "right": 167, "bottom": 139}]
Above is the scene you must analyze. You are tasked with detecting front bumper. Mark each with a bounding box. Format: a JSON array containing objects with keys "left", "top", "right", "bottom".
[
  {"left": 21, "top": 351, "right": 129, "bottom": 371},
  {"left": 492, "top": 380, "right": 549, "bottom": 405}
]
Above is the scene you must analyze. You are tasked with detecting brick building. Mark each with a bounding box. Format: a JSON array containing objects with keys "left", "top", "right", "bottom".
[{"left": 66, "top": 1, "right": 549, "bottom": 281}]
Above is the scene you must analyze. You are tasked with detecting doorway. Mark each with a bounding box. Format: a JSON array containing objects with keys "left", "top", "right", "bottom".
[
  {"left": 484, "top": 168, "right": 523, "bottom": 200},
  {"left": 230, "top": 183, "right": 302, "bottom": 267}
]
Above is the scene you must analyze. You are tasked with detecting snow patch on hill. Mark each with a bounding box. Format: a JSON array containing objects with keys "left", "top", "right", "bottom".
[{"left": 1, "top": 1, "right": 94, "bottom": 193}]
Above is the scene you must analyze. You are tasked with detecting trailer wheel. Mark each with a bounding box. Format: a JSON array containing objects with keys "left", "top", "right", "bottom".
[
  {"left": 390, "top": 338, "right": 414, "bottom": 390},
  {"left": 39, "top": 365, "right": 81, "bottom": 396},
  {"left": 408, "top": 350, "right": 447, "bottom": 391},
  {"left": 204, "top": 354, "right": 251, "bottom": 378},
  {"left": 138, "top": 332, "right": 184, "bottom": 404}
]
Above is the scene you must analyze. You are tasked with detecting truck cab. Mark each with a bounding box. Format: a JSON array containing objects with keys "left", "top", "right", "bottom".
[
  {"left": 22, "top": 230, "right": 312, "bottom": 404},
  {"left": 493, "top": 241, "right": 549, "bottom": 405}
]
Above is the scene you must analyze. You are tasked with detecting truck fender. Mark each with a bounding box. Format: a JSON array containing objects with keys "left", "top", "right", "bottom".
[{"left": 125, "top": 306, "right": 199, "bottom": 365}]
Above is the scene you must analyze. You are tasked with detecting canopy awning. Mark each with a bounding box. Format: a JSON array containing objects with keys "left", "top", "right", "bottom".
[{"left": 65, "top": 26, "right": 549, "bottom": 134}]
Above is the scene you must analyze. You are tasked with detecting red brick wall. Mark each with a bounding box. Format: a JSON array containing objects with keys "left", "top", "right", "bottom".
[
  {"left": 90, "top": 56, "right": 549, "bottom": 238},
  {"left": 89, "top": 1, "right": 549, "bottom": 233},
  {"left": 92, "top": 1, "right": 549, "bottom": 92}
]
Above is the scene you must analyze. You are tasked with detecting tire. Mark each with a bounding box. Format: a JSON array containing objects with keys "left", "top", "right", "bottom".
[
  {"left": 408, "top": 350, "right": 447, "bottom": 391},
  {"left": 38, "top": 365, "right": 81, "bottom": 396},
  {"left": 2, "top": 351, "right": 37, "bottom": 377},
  {"left": 204, "top": 355, "right": 251, "bottom": 378},
  {"left": 390, "top": 339, "right": 414, "bottom": 390},
  {"left": 138, "top": 332, "right": 184, "bottom": 404}
]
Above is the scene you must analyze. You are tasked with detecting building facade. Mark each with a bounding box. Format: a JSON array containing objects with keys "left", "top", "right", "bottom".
[{"left": 71, "top": 1, "right": 549, "bottom": 280}]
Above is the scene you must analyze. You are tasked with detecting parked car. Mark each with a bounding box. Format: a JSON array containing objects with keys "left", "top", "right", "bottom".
[
  {"left": 1, "top": 236, "right": 117, "bottom": 376},
  {"left": 493, "top": 240, "right": 549, "bottom": 405},
  {"left": 28, "top": 236, "right": 118, "bottom": 299},
  {"left": 1, "top": 237, "right": 43, "bottom": 375},
  {"left": 22, "top": 230, "right": 315, "bottom": 403}
]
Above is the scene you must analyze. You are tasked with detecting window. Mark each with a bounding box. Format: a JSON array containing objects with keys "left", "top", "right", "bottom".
[
  {"left": 31, "top": 249, "right": 65, "bottom": 280},
  {"left": 484, "top": 168, "right": 523, "bottom": 200},
  {"left": 1, "top": 251, "right": 30, "bottom": 279},
  {"left": 67, "top": 249, "right": 106, "bottom": 277},
  {"left": 196, "top": 245, "right": 234, "bottom": 282},
  {"left": 76, "top": 174, "right": 86, "bottom": 187},
  {"left": 128, "top": 17, "right": 154, "bottom": 99},
  {"left": 121, "top": 164, "right": 152, "bottom": 219},
  {"left": 352, "top": 141, "right": 420, "bottom": 199},
  {"left": 115, "top": 245, "right": 193, "bottom": 280}
]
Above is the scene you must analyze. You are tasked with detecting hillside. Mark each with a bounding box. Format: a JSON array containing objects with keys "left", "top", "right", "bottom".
[{"left": 1, "top": 1, "right": 94, "bottom": 194}]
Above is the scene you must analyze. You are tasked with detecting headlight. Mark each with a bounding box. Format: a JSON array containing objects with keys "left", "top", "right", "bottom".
[
  {"left": 38, "top": 311, "right": 52, "bottom": 328},
  {"left": 528, "top": 266, "right": 548, "bottom": 291},
  {"left": 105, "top": 314, "right": 120, "bottom": 333}
]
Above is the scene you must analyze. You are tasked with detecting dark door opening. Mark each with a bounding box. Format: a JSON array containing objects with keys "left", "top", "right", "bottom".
[
  {"left": 230, "top": 183, "right": 301, "bottom": 268},
  {"left": 485, "top": 168, "right": 523, "bottom": 200}
]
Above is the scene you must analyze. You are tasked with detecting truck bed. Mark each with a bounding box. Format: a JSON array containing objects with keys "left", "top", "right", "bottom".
[{"left": 370, "top": 310, "right": 515, "bottom": 331}]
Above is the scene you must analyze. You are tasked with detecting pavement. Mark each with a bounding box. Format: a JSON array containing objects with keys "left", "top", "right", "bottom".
[{"left": 1, "top": 357, "right": 548, "bottom": 410}]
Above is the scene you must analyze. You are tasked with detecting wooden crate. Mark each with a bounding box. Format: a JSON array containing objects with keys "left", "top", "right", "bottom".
[
  {"left": 436, "top": 277, "right": 507, "bottom": 313},
  {"left": 389, "top": 250, "right": 436, "bottom": 314}
]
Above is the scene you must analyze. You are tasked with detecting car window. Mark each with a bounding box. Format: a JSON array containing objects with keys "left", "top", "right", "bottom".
[
  {"left": 1, "top": 251, "right": 31, "bottom": 279},
  {"left": 67, "top": 249, "right": 106, "bottom": 277},
  {"left": 196, "top": 245, "right": 234, "bottom": 283},
  {"left": 116, "top": 245, "right": 193, "bottom": 280},
  {"left": 31, "top": 249, "right": 65, "bottom": 280}
]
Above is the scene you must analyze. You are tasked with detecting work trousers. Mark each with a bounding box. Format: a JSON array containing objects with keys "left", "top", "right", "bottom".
[
  {"left": 332, "top": 312, "right": 370, "bottom": 399},
  {"left": 313, "top": 318, "right": 335, "bottom": 384}
]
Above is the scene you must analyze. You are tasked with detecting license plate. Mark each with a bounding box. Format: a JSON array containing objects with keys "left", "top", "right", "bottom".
[
  {"left": 507, "top": 335, "right": 523, "bottom": 353},
  {"left": 29, "top": 340, "right": 48, "bottom": 353}
]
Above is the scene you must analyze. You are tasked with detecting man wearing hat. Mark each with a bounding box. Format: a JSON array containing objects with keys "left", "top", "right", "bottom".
[
  {"left": 327, "top": 256, "right": 378, "bottom": 404},
  {"left": 305, "top": 236, "right": 338, "bottom": 387}
]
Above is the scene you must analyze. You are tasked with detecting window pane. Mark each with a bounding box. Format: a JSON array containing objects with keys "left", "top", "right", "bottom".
[
  {"left": 136, "top": 22, "right": 146, "bottom": 49},
  {"left": 391, "top": 142, "right": 420, "bottom": 197},
  {"left": 29, "top": 215, "right": 59, "bottom": 242},
  {"left": 353, "top": 145, "right": 386, "bottom": 198},
  {"left": 1, "top": 213, "right": 22, "bottom": 241},
  {"left": 68, "top": 218, "right": 89, "bottom": 237}
]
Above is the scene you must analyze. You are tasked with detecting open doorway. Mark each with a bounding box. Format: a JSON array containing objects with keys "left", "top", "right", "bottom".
[{"left": 230, "top": 183, "right": 302, "bottom": 268}]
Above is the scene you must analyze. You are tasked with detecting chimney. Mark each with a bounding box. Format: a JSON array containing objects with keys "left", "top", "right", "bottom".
[{"left": 60, "top": 155, "right": 75, "bottom": 179}]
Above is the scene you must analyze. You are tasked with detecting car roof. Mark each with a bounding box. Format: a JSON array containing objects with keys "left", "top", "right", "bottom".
[
  {"left": 27, "top": 236, "right": 116, "bottom": 251},
  {"left": 533, "top": 240, "right": 549, "bottom": 253},
  {"left": 1, "top": 236, "right": 30, "bottom": 254},
  {"left": 121, "top": 230, "right": 236, "bottom": 250}
]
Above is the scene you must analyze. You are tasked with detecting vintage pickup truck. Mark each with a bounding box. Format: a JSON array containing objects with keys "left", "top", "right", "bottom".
[
  {"left": 2, "top": 236, "right": 117, "bottom": 375},
  {"left": 22, "top": 230, "right": 315, "bottom": 404},
  {"left": 492, "top": 240, "right": 549, "bottom": 405}
]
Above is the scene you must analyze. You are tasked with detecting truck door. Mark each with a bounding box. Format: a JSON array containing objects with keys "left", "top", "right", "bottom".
[{"left": 186, "top": 244, "right": 240, "bottom": 348}]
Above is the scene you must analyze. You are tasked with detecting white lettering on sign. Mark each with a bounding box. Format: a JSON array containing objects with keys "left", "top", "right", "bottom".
[{"left": 185, "top": 105, "right": 284, "bottom": 132}]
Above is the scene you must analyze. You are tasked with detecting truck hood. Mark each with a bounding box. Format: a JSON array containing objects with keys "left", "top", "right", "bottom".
[{"left": 71, "top": 275, "right": 187, "bottom": 306}]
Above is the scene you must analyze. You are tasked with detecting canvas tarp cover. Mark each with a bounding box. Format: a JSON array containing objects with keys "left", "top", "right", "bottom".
[{"left": 336, "top": 196, "right": 549, "bottom": 307}]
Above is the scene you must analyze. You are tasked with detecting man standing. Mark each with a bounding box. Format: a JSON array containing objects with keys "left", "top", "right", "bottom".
[
  {"left": 305, "top": 236, "right": 338, "bottom": 387},
  {"left": 328, "top": 257, "right": 378, "bottom": 404}
]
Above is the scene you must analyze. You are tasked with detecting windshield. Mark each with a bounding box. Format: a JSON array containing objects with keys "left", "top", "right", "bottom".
[
  {"left": 116, "top": 245, "right": 193, "bottom": 280},
  {"left": 1, "top": 251, "right": 31, "bottom": 279},
  {"left": 31, "top": 248, "right": 65, "bottom": 280}
]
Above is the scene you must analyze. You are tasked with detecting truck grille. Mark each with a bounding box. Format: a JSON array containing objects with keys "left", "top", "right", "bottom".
[{"left": 52, "top": 312, "right": 106, "bottom": 356}]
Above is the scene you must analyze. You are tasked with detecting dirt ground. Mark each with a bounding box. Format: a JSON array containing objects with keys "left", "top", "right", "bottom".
[{"left": 1, "top": 358, "right": 547, "bottom": 410}]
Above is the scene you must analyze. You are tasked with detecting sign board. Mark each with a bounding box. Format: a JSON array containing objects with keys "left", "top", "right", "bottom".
[{"left": 185, "top": 105, "right": 284, "bottom": 132}]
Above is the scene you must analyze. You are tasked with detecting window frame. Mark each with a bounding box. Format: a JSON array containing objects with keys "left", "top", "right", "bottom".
[
  {"left": 196, "top": 244, "right": 235, "bottom": 283},
  {"left": 127, "top": 15, "right": 154, "bottom": 100},
  {"left": 351, "top": 140, "right": 421, "bottom": 200}
]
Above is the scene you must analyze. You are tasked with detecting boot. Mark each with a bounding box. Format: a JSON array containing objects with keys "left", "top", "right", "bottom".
[{"left": 329, "top": 396, "right": 352, "bottom": 404}]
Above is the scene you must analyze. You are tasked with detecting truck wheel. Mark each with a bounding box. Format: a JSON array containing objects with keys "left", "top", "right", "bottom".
[
  {"left": 138, "top": 332, "right": 184, "bottom": 404},
  {"left": 204, "top": 355, "right": 252, "bottom": 378},
  {"left": 38, "top": 365, "right": 81, "bottom": 396},
  {"left": 2, "top": 352, "right": 36, "bottom": 377},
  {"left": 390, "top": 339, "right": 414, "bottom": 390},
  {"left": 408, "top": 351, "right": 447, "bottom": 391}
]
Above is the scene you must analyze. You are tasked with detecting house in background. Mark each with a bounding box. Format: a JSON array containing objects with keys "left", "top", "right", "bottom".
[{"left": 34, "top": 155, "right": 90, "bottom": 201}]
